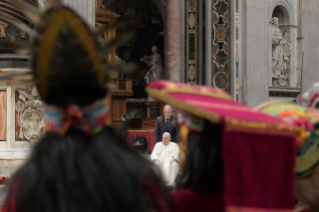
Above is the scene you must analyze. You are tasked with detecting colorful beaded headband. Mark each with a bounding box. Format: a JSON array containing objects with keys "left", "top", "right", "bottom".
[
  {"left": 279, "top": 110, "right": 314, "bottom": 148},
  {"left": 45, "top": 96, "right": 112, "bottom": 136}
]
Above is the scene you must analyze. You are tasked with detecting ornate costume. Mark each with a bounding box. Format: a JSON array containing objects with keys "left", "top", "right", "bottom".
[
  {"left": 0, "top": 1, "right": 168, "bottom": 212},
  {"left": 256, "top": 100, "right": 319, "bottom": 212},
  {"left": 147, "top": 80, "right": 298, "bottom": 212},
  {"left": 301, "top": 82, "right": 319, "bottom": 108}
]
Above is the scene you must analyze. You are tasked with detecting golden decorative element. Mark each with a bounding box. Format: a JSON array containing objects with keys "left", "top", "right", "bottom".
[
  {"left": 188, "top": 64, "right": 196, "bottom": 80},
  {"left": 95, "top": 0, "right": 105, "bottom": 11},
  {"left": 188, "top": 12, "right": 195, "bottom": 29},
  {"left": 20, "top": 23, "right": 26, "bottom": 38},
  {"left": 0, "top": 23, "right": 7, "bottom": 38},
  {"left": 217, "top": 27, "right": 226, "bottom": 40},
  {"left": 224, "top": 116, "right": 298, "bottom": 135},
  {"left": 185, "top": 100, "right": 253, "bottom": 112}
]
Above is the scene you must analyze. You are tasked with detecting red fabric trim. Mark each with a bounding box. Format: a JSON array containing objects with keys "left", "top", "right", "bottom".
[
  {"left": 170, "top": 189, "right": 224, "bottom": 212},
  {"left": 1, "top": 181, "right": 20, "bottom": 212},
  {"left": 227, "top": 206, "right": 293, "bottom": 212},
  {"left": 223, "top": 128, "right": 296, "bottom": 210}
]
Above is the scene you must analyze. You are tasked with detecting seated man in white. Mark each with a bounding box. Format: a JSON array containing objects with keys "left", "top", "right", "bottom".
[{"left": 151, "top": 132, "right": 179, "bottom": 186}]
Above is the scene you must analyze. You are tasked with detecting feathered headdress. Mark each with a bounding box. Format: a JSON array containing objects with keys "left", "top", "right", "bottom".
[
  {"left": 0, "top": 0, "right": 135, "bottom": 135},
  {"left": 0, "top": 0, "right": 135, "bottom": 105}
]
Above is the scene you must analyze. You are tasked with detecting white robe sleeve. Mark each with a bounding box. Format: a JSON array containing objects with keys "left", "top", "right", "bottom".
[
  {"left": 172, "top": 143, "right": 179, "bottom": 162},
  {"left": 150, "top": 143, "right": 161, "bottom": 161}
]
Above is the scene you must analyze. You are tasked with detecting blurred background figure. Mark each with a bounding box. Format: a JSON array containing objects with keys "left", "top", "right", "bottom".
[
  {"left": 121, "top": 113, "right": 129, "bottom": 139},
  {"left": 154, "top": 104, "right": 179, "bottom": 143},
  {"left": 151, "top": 132, "right": 179, "bottom": 186},
  {"left": 0, "top": 3, "right": 169, "bottom": 212}
]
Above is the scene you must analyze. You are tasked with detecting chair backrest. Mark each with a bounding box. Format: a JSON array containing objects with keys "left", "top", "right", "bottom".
[{"left": 133, "top": 136, "right": 148, "bottom": 153}]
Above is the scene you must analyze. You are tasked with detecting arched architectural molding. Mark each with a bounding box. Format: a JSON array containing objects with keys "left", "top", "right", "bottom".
[
  {"left": 104, "top": 0, "right": 166, "bottom": 20},
  {"left": 268, "top": 0, "right": 297, "bottom": 87},
  {"left": 152, "top": 0, "right": 166, "bottom": 21},
  {"left": 270, "top": 0, "right": 295, "bottom": 25}
]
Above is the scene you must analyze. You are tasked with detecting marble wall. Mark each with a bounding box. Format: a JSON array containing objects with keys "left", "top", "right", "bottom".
[
  {"left": 240, "top": 0, "right": 299, "bottom": 106},
  {"left": 62, "top": 0, "right": 95, "bottom": 27},
  {"left": 297, "top": 1, "right": 319, "bottom": 94},
  {"left": 241, "top": 0, "right": 270, "bottom": 106},
  {"left": 240, "top": 0, "right": 319, "bottom": 106},
  {"left": 41, "top": 0, "right": 96, "bottom": 27},
  {"left": 0, "top": 92, "right": 6, "bottom": 141},
  {"left": 211, "top": 0, "right": 231, "bottom": 92},
  {"left": 0, "top": 82, "right": 31, "bottom": 176}
]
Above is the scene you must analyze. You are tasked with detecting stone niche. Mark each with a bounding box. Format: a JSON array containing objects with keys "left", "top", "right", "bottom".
[
  {"left": 269, "top": 2, "right": 300, "bottom": 101},
  {"left": 271, "top": 6, "right": 292, "bottom": 87}
]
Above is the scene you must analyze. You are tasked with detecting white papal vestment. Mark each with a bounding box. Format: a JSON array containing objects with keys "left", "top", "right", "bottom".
[{"left": 150, "top": 141, "right": 179, "bottom": 186}]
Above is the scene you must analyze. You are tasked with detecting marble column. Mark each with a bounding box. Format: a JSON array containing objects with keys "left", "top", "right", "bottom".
[
  {"left": 164, "top": 0, "right": 181, "bottom": 82},
  {"left": 62, "top": 0, "right": 95, "bottom": 27},
  {"left": 42, "top": 0, "right": 96, "bottom": 27}
]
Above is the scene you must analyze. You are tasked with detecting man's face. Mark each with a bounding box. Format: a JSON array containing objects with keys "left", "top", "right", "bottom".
[
  {"left": 162, "top": 134, "right": 170, "bottom": 145},
  {"left": 163, "top": 106, "right": 172, "bottom": 119}
]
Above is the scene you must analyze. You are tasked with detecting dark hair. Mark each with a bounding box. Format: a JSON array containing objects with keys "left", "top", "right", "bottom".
[
  {"left": 176, "top": 120, "right": 223, "bottom": 192},
  {"left": 4, "top": 127, "right": 168, "bottom": 212},
  {"left": 122, "top": 114, "right": 127, "bottom": 119},
  {"left": 292, "top": 99, "right": 297, "bottom": 103}
]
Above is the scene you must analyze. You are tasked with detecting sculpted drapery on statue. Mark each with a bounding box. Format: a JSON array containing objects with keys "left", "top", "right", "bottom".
[
  {"left": 140, "top": 45, "right": 164, "bottom": 84},
  {"left": 271, "top": 17, "right": 292, "bottom": 87}
]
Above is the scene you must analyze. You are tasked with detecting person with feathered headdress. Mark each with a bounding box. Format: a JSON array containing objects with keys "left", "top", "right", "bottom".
[
  {"left": 256, "top": 100, "right": 319, "bottom": 212},
  {"left": 0, "top": 1, "right": 169, "bottom": 212}
]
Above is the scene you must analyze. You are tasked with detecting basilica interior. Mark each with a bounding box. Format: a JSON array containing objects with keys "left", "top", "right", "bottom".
[{"left": 0, "top": 0, "right": 318, "bottom": 177}]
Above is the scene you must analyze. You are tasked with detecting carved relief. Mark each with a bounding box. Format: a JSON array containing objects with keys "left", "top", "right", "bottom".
[
  {"left": 0, "top": 21, "right": 7, "bottom": 38},
  {"left": 0, "top": 23, "right": 34, "bottom": 42},
  {"left": 212, "top": 0, "right": 230, "bottom": 92},
  {"left": 213, "top": 22, "right": 229, "bottom": 44},
  {"left": 16, "top": 87, "right": 45, "bottom": 144},
  {"left": 213, "top": 0, "right": 229, "bottom": 18},
  {"left": 188, "top": 64, "right": 196, "bottom": 82},
  {"left": 270, "top": 17, "right": 291, "bottom": 87},
  {"left": 213, "top": 49, "right": 229, "bottom": 68},
  {"left": 213, "top": 72, "right": 228, "bottom": 90}
]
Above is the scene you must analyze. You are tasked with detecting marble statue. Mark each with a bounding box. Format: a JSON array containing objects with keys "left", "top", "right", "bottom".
[
  {"left": 116, "top": 55, "right": 126, "bottom": 78},
  {"left": 16, "top": 86, "right": 46, "bottom": 145},
  {"left": 271, "top": 17, "right": 292, "bottom": 86},
  {"left": 140, "top": 45, "right": 164, "bottom": 84}
]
